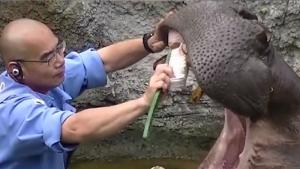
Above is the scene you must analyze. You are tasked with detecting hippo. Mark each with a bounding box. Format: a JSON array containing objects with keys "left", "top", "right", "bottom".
[{"left": 159, "top": 1, "right": 300, "bottom": 169}]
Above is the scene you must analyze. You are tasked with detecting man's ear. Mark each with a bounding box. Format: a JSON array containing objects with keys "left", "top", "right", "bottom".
[{"left": 7, "top": 61, "right": 23, "bottom": 82}]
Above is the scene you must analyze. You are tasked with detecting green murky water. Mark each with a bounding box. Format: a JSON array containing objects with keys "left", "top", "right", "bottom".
[{"left": 70, "top": 158, "right": 199, "bottom": 169}]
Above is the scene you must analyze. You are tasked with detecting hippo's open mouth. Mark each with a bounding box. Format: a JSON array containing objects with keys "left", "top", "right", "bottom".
[
  {"left": 168, "top": 31, "right": 248, "bottom": 169},
  {"left": 200, "top": 109, "right": 247, "bottom": 169}
]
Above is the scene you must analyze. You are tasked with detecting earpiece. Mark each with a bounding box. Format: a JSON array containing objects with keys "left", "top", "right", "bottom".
[
  {"left": 12, "top": 68, "right": 20, "bottom": 76},
  {"left": 9, "top": 62, "right": 23, "bottom": 81}
]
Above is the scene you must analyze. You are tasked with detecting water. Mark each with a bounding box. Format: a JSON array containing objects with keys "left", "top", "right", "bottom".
[{"left": 70, "top": 158, "right": 199, "bottom": 169}]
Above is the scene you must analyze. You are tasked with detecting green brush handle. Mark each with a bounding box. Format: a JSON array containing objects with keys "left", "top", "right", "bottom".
[
  {"left": 143, "top": 49, "right": 171, "bottom": 139},
  {"left": 142, "top": 90, "right": 162, "bottom": 138}
]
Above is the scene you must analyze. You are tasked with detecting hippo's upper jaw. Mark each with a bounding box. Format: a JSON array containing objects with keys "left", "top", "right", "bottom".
[{"left": 163, "top": 1, "right": 300, "bottom": 169}]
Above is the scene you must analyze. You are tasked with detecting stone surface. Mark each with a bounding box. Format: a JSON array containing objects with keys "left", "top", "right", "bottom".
[{"left": 0, "top": 0, "right": 299, "bottom": 161}]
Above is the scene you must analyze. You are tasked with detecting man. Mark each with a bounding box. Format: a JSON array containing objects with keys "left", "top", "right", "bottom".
[{"left": 0, "top": 18, "right": 172, "bottom": 169}]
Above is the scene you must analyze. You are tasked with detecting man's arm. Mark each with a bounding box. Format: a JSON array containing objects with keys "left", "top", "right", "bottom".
[
  {"left": 62, "top": 96, "right": 148, "bottom": 143},
  {"left": 61, "top": 64, "right": 172, "bottom": 143},
  {"left": 98, "top": 38, "right": 149, "bottom": 72},
  {"left": 98, "top": 19, "right": 168, "bottom": 73}
]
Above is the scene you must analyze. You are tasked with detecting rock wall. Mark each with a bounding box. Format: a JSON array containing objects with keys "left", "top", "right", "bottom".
[{"left": 0, "top": 0, "right": 299, "bottom": 161}]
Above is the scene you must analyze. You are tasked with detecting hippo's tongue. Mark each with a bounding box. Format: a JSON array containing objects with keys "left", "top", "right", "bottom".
[{"left": 199, "top": 109, "right": 246, "bottom": 169}]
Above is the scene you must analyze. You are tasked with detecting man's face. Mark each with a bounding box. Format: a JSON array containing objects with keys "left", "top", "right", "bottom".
[{"left": 21, "top": 31, "right": 66, "bottom": 93}]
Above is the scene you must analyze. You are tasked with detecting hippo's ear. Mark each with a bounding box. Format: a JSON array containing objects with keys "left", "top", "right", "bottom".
[
  {"left": 254, "top": 31, "right": 270, "bottom": 53},
  {"left": 252, "top": 25, "right": 273, "bottom": 66},
  {"left": 253, "top": 24, "right": 272, "bottom": 56}
]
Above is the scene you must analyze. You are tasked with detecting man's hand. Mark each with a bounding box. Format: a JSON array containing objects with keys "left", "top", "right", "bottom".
[
  {"left": 147, "top": 12, "right": 175, "bottom": 53},
  {"left": 140, "top": 64, "right": 173, "bottom": 106}
]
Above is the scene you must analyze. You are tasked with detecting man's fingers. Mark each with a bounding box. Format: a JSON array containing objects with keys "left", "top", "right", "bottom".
[
  {"left": 152, "top": 72, "right": 171, "bottom": 87},
  {"left": 153, "top": 80, "right": 169, "bottom": 91},
  {"left": 153, "top": 10, "right": 176, "bottom": 46},
  {"left": 155, "top": 64, "right": 173, "bottom": 77},
  {"left": 157, "top": 73, "right": 171, "bottom": 85},
  {"left": 156, "top": 10, "right": 175, "bottom": 28},
  {"left": 150, "top": 41, "right": 166, "bottom": 52},
  {"left": 149, "top": 64, "right": 173, "bottom": 92}
]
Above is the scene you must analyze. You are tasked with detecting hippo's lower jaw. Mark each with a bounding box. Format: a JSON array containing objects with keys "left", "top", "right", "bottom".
[{"left": 198, "top": 109, "right": 247, "bottom": 169}]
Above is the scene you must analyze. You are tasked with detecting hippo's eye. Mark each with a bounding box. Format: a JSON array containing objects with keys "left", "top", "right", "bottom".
[
  {"left": 234, "top": 8, "right": 258, "bottom": 20},
  {"left": 239, "top": 9, "right": 258, "bottom": 20}
]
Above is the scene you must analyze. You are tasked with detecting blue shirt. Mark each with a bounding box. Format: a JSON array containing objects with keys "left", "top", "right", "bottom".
[{"left": 0, "top": 49, "right": 107, "bottom": 169}]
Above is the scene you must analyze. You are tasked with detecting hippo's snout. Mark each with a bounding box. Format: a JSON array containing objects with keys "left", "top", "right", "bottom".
[{"left": 162, "top": 1, "right": 273, "bottom": 119}]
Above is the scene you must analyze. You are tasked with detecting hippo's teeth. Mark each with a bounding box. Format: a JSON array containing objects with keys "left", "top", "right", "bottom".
[{"left": 169, "top": 43, "right": 189, "bottom": 91}]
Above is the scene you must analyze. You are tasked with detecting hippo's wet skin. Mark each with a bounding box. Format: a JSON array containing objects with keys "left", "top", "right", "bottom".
[{"left": 162, "top": 1, "right": 300, "bottom": 169}]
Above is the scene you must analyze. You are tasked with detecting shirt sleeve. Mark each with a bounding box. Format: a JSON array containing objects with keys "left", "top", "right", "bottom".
[
  {"left": 10, "top": 97, "right": 76, "bottom": 156},
  {"left": 62, "top": 48, "right": 107, "bottom": 99}
]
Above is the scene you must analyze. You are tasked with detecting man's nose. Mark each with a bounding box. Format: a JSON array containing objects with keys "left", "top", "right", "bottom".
[{"left": 54, "top": 53, "right": 65, "bottom": 68}]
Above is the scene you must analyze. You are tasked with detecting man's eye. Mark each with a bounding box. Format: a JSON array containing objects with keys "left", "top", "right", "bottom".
[{"left": 46, "top": 53, "right": 55, "bottom": 62}]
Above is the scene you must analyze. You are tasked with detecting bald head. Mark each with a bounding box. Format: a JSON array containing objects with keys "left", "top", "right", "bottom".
[{"left": 0, "top": 18, "right": 56, "bottom": 64}]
